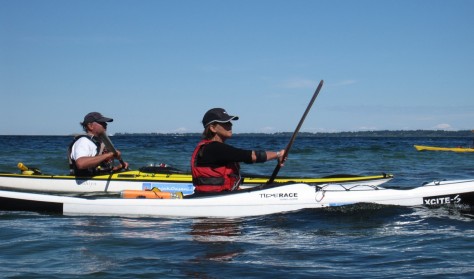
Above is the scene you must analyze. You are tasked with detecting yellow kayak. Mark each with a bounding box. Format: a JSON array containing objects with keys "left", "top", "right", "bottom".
[
  {"left": 0, "top": 163, "right": 394, "bottom": 194},
  {"left": 414, "top": 145, "right": 474, "bottom": 153}
]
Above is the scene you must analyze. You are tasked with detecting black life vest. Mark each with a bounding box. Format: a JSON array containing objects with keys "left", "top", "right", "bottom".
[
  {"left": 191, "top": 140, "right": 241, "bottom": 193},
  {"left": 68, "top": 135, "right": 112, "bottom": 176}
]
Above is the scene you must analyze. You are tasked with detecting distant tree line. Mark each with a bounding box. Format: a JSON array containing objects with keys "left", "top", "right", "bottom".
[{"left": 115, "top": 130, "right": 474, "bottom": 138}]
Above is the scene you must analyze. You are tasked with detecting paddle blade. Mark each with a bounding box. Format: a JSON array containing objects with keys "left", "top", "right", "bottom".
[{"left": 99, "top": 133, "right": 127, "bottom": 169}]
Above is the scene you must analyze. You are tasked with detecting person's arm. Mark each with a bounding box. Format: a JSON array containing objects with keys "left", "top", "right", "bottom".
[
  {"left": 251, "top": 149, "right": 286, "bottom": 164},
  {"left": 203, "top": 142, "right": 285, "bottom": 165},
  {"left": 72, "top": 137, "right": 124, "bottom": 170},
  {"left": 75, "top": 152, "right": 114, "bottom": 170},
  {"left": 199, "top": 142, "right": 252, "bottom": 165}
]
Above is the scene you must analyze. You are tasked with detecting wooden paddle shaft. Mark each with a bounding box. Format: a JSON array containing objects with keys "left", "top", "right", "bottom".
[{"left": 267, "top": 80, "right": 324, "bottom": 184}]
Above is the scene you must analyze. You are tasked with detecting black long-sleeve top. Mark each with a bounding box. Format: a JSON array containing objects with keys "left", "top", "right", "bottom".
[{"left": 195, "top": 141, "right": 253, "bottom": 167}]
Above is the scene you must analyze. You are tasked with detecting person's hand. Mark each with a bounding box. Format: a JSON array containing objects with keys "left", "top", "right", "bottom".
[
  {"left": 277, "top": 149, "right": 286, "bottom": 166},
  {"left": 113, "top": 150, "right": 123, "bottom": 160},
  {"left": 122, "top": 161, "right": 129, "bottom": 170},
  {"left": 103, "top": 151, "right": 115, "bottom": 163},
  {"left": 113, "top": 161, "right": 129, "bottom": 171}
]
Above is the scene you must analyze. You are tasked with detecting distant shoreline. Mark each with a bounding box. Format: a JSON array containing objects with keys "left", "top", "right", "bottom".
[
  {"left": 1, "top": 130, "right": 473, "bottom": 137},
  {"left": 114, "top": 130, "right": 474, "bottom": 138}
]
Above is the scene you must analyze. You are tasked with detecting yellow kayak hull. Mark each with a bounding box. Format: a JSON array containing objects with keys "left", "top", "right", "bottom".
[{"left": 414, "top": 145, "right": 474, "bottom": 153}]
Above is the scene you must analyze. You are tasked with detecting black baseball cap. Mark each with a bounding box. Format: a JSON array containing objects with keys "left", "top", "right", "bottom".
[
  {"left": 82, "top": 112, "right": 113, "bottom": 125},
  {"left": 202, "top": 108, "right": 239, "bottom": 127}
]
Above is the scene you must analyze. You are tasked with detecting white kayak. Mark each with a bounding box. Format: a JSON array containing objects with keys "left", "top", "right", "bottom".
[{"left": 0, "top": 179, "right": 473, "bottom": 218}]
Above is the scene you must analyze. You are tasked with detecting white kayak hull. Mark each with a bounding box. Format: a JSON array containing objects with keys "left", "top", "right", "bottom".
[{"left": 0, "top": 179, "right": 473, "bottom": 218}]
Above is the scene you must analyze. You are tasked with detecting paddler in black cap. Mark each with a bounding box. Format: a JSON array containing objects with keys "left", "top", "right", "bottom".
[
  {"left": 191, "top": 108, "right": 285, "bottom": 193},
  {"left": 68, "top": 112, "right": 129, "bottom": 176}
]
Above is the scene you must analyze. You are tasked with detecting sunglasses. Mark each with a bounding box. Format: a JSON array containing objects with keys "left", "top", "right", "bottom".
[{"left": 96, "top": 122, "right": 107, "bottom": 128}]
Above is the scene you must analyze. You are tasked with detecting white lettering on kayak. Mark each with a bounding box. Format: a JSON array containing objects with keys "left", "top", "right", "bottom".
[
  {"left": 423, "top": 195, "right": 461, "bottom": 205},
  {"left": 259, "top": 193, "right": 298, "bottom": 199}
]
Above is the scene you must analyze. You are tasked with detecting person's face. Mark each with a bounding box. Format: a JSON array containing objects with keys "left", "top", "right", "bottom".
[
  {"left": 87, "top": 121, "right": 107, "bottom": 135},
  {"left": 210, "top": 122, "right": 233, "bottom": 141},
  {"left": 96, "top": 122, "right": 107, "bottom": 130}
]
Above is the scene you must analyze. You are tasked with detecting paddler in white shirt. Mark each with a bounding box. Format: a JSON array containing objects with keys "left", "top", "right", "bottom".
[{"left": 68, "top": 112, "right": 129, "bottom": 176}]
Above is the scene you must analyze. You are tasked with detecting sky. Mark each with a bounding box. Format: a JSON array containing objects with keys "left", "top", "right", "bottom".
[{"left": 1, "top": 0, "right": 473, "bottom": 135}]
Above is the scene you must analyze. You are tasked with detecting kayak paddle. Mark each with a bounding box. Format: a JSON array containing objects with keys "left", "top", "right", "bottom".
[
  {"left": 266, "top": 79, "right": 324, "bottom": 184},
  {"left": 99, "top": 133, "right": 128, "bottom": 170}
]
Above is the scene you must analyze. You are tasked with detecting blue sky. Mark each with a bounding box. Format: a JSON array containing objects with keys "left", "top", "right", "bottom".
[{"left": 1, "top": 0, "right": 473, "bottom": 135}]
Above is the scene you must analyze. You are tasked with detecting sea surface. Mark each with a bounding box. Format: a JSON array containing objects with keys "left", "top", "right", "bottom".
[{"left": 0, "top": 135, "right": 473, "bottom": 278}]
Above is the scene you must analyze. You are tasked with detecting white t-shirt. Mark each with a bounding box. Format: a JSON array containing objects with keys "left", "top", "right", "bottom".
[{"left": 70, "top": 137, "right": 98, "bottom": 161}]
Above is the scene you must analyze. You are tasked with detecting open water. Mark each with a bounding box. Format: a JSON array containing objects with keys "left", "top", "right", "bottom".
[{"left": 0, "top": 135, "right": 473, "bottom": 278}]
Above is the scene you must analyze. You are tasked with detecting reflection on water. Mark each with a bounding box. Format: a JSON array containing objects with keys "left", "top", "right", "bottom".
[{"left": 189, "top": 219, "right": 244, "bottom": 263}]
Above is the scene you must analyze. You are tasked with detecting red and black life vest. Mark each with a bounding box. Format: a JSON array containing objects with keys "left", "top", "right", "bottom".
[
  {"left": 68, "top": 135, "right": 112, "bottom": 176},
  {"left": 191, "top": 140, "right": 241, "bottom": 193}
]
